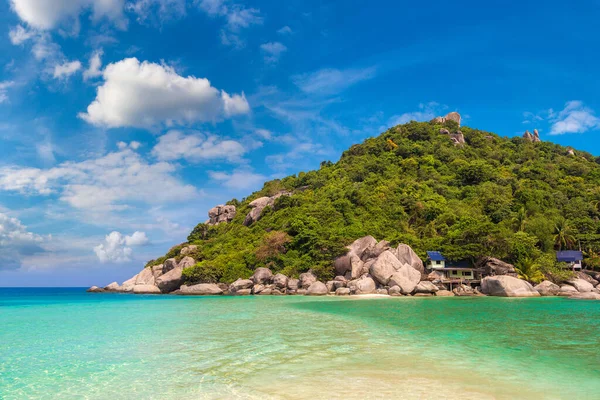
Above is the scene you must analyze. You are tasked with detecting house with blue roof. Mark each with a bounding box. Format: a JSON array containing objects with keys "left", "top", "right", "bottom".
[
  {"left": 556, "top": 251, "right": 583, "bottom": 270},
  {"left": 426, "top": 251, "right": 477, "bottom": 282}
]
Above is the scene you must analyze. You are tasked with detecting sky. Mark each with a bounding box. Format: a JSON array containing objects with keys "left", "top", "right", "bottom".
[{"left": 1, "top": 0, "right": 600, "bottom": 287}]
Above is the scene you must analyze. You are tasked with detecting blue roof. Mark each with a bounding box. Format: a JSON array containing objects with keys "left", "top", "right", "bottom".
[
  {"left": 427, "top": 251, "right": 446, "bottom": 261},
  {"left": 556, "top": 251, "right": 583, "bottom": 262}
]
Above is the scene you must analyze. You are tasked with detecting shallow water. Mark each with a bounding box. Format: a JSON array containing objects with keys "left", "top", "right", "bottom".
[{"left": 1, "top": 288, "right": 599, "bottom": 399}]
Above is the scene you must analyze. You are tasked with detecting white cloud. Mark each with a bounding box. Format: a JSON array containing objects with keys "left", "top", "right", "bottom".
[
  {"left": 260, "top": 42, "right": 287, "bottom": 63},
  {"left": 0, "top": 81, "right": 15, "bottom": 104},
  {"left": 0, "top": 147, "right": 198, "bottom": 211},
  {"left": 387, "top": 102, "right": 445, "bottom": 126},
  {"left": 255, "top": 128, "right": 272, "bottom": 140},
  {"left": 9, "top": 0, "right": 127, "bottom": 30},
  {"left": 292, "top": 66, "right": 376, "bottom": 95},
  {"left": 127, "top": 0, "right": 187, "bottom": 24},
  {"left": 151, "top": 130, "right": 247, "bottom": 163},
  {"left": 8, "top": 24, "right": 35, "bottom": 44},
  {"left": 79, "top": 58, "right": 250, "bottom": 128},
  {"left": 197, "top": 0, "right": 262, "bottom": 47},
  {"left": 53, "top": 60, "right": 82, "bottom": 79},
  {"left": 83, "top": 50, "right": 103, "bottom": 80},
  {"left": 208, "top": 169, "right": 266, "bottom": 190},
  {"left": 0, "top": 212, "right": 46, "bottom": 269},
  {"left": 550, "top": 101, "right": 600, "bottom": 135},
  {"left": 277, "top": 26, "right": 292, "bottom": 35},
  {"left": 93, "top": 230, "right": 148, "bottom": 263}
]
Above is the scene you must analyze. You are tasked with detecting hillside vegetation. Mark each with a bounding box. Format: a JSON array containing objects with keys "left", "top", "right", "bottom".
[{"left": 146, "top": 119, "right": 600, "bottom": 284}]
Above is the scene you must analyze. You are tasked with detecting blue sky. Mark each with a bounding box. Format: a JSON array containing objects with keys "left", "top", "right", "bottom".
[{"left": 1, "top": 0, "right": 599, "bottom": 287}]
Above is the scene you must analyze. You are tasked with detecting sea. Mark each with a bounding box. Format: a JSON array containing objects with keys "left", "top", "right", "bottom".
[{"left": 1, "top": 288, "right": 599, "bottom": 399}]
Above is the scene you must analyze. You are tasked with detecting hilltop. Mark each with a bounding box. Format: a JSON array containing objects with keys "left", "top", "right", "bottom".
[{"left": 131, "top": 112, "right": 600, "bottom": 286}]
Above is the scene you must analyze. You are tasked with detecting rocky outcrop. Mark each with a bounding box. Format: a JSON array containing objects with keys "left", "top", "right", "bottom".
[
  {"left": 348, "top": 276, "right": 376, "bottom": 294},
  {"left": 104, "top": 282, "right": 120, "bottom": 291},
  {"left": 207, "top": 205, "right": 237, "bottom": 226},
  {"left": 243, "top": 191, "right": 291, "bottom": 226},
  {"left": 567, "top": 147, "right": 575, "bottom": 156},
  {"left": 156, "top": 267, "right": 183, "bottom": 293},
  {"left": 178, "top": 256, "right": 196, "bottom": 270},
  {"left": 306, "top": 281, "right": 328, "bottom": 295},
  {"left": 299, "top": 271, "right": 317, "bottom": 289},
  {"left": 180, "top": 245, "right": 198, "bottom": 256},
  {"left": 119, "top": 276, "right": 137, "bottom": 292},
  {"left": 534, "top": 280, "right": 560, "bottom": 296},
  {"left": 449, "top": 132, "right": 465, "bottom": 146},
  {"left": 251, "top": 267, "right": 273, "bottom": 284},
  {"left": 272, "top": 273, "right": 288, "bottom": 290},
  {"left": 415, "top": 281, "right": 439, "bottom": 294},
  {"left": 179, "top": 283, "right": 224, "bottom": 295},
  {"left": 135, "top": 268, "right": 155, "bottom": 286},
  {"left": 433, "top": 112, "right": 461, "bottom": 127},
  {"left": 151, "top": 265, "right": 164, "bottom": 280},
  {"left": 558, "top": 285, "right": 578, "bottom": 296},
  {"left": 87, "top": 286, "right": 104, "bottom": 293},
  {"left": 388, "top": 286, "right": 402, "bottom": 296},
  {"left": 574, "top": 271, "right": 599, "bottom": 287},
  {"left": 163, "top": 258, "right": 178, "bottom": 273},
  {"left": 436, "top": 290, "right": 454, "bottom": 297},
  {"left": 393, "top": 244, "right": 425, "bottom": 274},
  {"left": 133, "top": 285, "right": 161, "bottom": 294},
  {"left": 452, "top": 284, "right": 476, "bottom": 296},
  {"left": 476, "top": 257, "right": 517, "bottom": 277},
  {"left": 388, "top": 265, "right": 421, "bottom": 295},
  {"left": 287, "top": 278, "right": 300, "bottom": 291},
  {"left": 481, "top": 276, "right": 540, "bottom": 297},
  {"left": 567, "top": 278, "right": 594, "bottom": 293},
  {"left": 230, "top": 278, "right": 254, "bottom": 293},
  {"left": 569, "top": 292, "right": 600, "bottom": 300},
  {"left": 335, "top": 287, "right": 351, "bottom": 296},
  {"left": 369, "top": 250, "right": 401, "bottom": 285},
  {"left": 523, "top": 130, "right": 541, "bottom": 143}
]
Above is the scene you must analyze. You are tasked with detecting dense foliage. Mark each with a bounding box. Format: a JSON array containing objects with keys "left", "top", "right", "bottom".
[{"left": 145, "top": 120, "right": 600, "bottom": 284}]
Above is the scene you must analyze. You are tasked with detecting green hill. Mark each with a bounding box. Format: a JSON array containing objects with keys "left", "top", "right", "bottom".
[{"left": 146, "top": 116, "right": 600, "bottom": 284}]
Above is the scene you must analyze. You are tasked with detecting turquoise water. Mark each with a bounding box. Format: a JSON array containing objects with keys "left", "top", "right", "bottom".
[{"left": 1, "top": 289, "right": 599, "bottom": 399}]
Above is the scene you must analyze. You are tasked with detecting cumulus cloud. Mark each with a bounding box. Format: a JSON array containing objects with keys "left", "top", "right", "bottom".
[
  {"left": 8, "top": 24, "right": 35, "bottom": 44},
  {"left": 260, "top": 42, "right": 287, "bottom": 63},
  {"left": 292, "top": 66, "right": 376, "bottom": 95},
  {"left": 79, "top": 58, "right": 250, "bottom": 128},
  {"left": 208, "top": 169, "right": 266, "bottom": 190},
  {"left": 9, "top": 0, "right": 127, "bottom": 30},
  {"left": 0, "top": 147, "right": 198, "bottom": 211},
  {"left": 0, "top": 212, "right": 46, "bottom": 269},
  {"left": 53, "top": 60, "right": 82, "bottom": 79},
  {"left": 197, "top": 0, "right": 262, "bottom": 47},
  {"left": 0, "top": 81, "right": 15, "bottom": 104},
  {"left": 93, "top": 230, "right": 148, "bottom": 263},
  {"left": 83, "top": 50, "right": 103, "bottom": 80},
  {"left": 550, "top": 101, "right": 600, "bottom": 135},
  {"left": 152, "top": 130, "right": 247, "bottom": 163}
]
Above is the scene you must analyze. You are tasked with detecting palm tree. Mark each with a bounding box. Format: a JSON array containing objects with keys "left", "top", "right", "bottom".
[
  {"left": 553, "top": 218, "right": 576, "bottom": 251},
  {"left": 515, "top": 257, "right": 545, "bottom": 284},
  {"left": 513, "top": 206, "right": 528, "bottom": 232}
]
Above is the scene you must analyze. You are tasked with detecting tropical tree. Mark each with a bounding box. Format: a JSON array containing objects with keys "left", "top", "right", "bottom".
[
  {"left": 515, "top": 257, "right": 545, "bottom": 284},
  {"left": 553, "top": 218, "right": 576, "bottom": 251},
  {"left": 513, "top": 206, "right": 528, "bottom": 232}
]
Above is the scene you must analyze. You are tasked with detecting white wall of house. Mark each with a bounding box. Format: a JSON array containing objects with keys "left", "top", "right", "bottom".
[{"left": 428, "top": 260, "right": 445, "bottom": 270}]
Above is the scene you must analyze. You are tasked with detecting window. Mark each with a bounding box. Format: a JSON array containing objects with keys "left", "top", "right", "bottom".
[{"left": 435, "top": 260, "right": 441, "bottom": 265}]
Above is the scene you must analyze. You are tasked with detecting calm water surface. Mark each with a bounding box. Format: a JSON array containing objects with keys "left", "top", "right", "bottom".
[{"left": 1, "top": 288, "right": 599, "bottom": 399}]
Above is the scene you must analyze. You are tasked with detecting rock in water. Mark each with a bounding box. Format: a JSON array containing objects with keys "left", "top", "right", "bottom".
[
  {"left": 133, "top": 285, "right": 161, "bottom": 294},
  {"left": 568, "top": 278, "right": 594, "bottom": 293},
  {"left": 558, "top": 285, "right": 578, "bottom": 296},
  {"left": 569, "top": 292, "right": 600, "bottom": 300},
  {"left": 179, "top": 284, "right": 224, "bottom": 295},
  {"left": 306, "top": 282, "right": 328, "bottom": 295},
  {"left": 369, "top": 250, "right": 402, "bottom": 285},
  {"left": 156, "top": 267, "right": 183, "bottom": 293},
  {"left": 415, "top": 281, "right": 439, "bottom": 294},
  {"left": 299, "top": 271, "right": 318, "bottom": 289},
  {"left": 251, "top": 267, "right": 273, "bottom": 284},
  {"left": 87, "top": 286, "right": 104, "bottom": 293},
  {"left": 104, "top": 282, "right": 120, "bottom": 291},
  {"left": 393, "top": 244, "right": 424, "bottom": 274},
  {"left": 230, "top": 278, "right": 254, "bottom": 293},
  {"left": 388, "top": 265, "right": 421, "bottom": 294},
  {"left": 481, "top": 276, "right": 540, "bottom": 297},
  {"left": 135, "top": 268, "right": 155, "bottom": 286},
  {"left": 436, "top": 290, "right": 454, "bottom": 297},
  {"left": 534, "top": 280, "right": 560, "bottom": 296}
]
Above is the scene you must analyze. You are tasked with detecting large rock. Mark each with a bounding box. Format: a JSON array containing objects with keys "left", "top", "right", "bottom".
[
  {"left": 251, "top": 267, "right": 273, "bottom": 284},
  {"left": 334, "top": 255, "right": 352, "bottom": 276},
  {"left": 369, "top": 250, "right": 402, "bottom": 285},
  {"left": 178, "top": 256, "right": 196, "bottom": 270},
  {"left": 104, "top": 282, "right": 120, "bottom": 291},
  {"left": 156, "top": 267, "right": 183, "bottom": 293},
  {"left": 299, "top": 271, "right": 317, "bottom": 289},
  {"left": 207, "top": 205, "right": 237, "bottom": 226},
  {"left": 568, "top": 278, "right": 594, "bottom": 293},
  {"left": 436, "top": 290, "right": 454, "bottom": 297},
  {"left": 135, "top": 268, "right": 155, "bottom": 286},
  {"left": 163, "top": 258, "right": 178, "bottom": 273},
  {"left": 433, "top": 112, "right": 461, "bottom": 127},
  {"left": 453, "top": 284, "right": 475, "bottom": 296},
  {"left": 427, "top": 270, "right": 445, "bottom": 282},
  {"left": 415, "top": 281, "right": 439, "bottom": 294},
  {"left": 350, "top": 254, "right": 366, "bottom": 279},
  {"left": 180, "top": 245, "right": 198, "bottom": 256},
  {"left": 179, "top": 283, "right": 223, "bottom": 295},
  {"left": 363, "top": 240, "right": 391, "bottom": 260},
  {"left": 306, "top": 281, "right": 328, "bottom": 295},
  {"left": 349, "top": 276, "right": 376, "bottom": 294},
  {"left": 393, "top": 244, "right": 424, "bottom": 274},
  {"left": 449, "top": 132, "right": 465, "bottom": 146},
  {"left": 87, "top": 286, "right": 104, "bottom": 293},
  {"left": 481, "top": 276, "right": 540, "bottom": 297},
  {"left": 243, "top": 192, "right": 291, "bottom": 226},
  {"left": 133, "top": 285, "right": 161, "bottom": 294},
  {"left": 558, "top": 285, "right": 578, "bottom": 296},
  {"left": 230, "top": 278, "right": 254, "bottom": 292},
  {"left": 388, "top": 265, "right": 421, "bottom": 295},
  {"left": 120, "top": 275, "right": 137, "bottom": 292},
  {"left": 476, "top": 257, "right": 517, "bottom": 277},
  {"left": 388, "top": 286, "right": 402, "bottom": 296},
  {"left": 151, "top": 264, "right": 164, "bottom": 280},
  {"left": 348, "top": 236, "right": 378, "bottom": 260},
  {"left": 234, "top": 288, "right": 252, "bottom": 296},
  {"left": 569, "top": 292, "right": 600, "bottom": 300},
  {"left": 534, "top": 280, "right": 560, "bottom": 296},
  {"left": 335, "top": 287, "right": 351, "bottom": 296},
  {"left": 574, "top": 271, "right": 599, "bottom": 287},
  {"left": 272, "top": 273, "right": 288, "bottom": 289},
  {"left": 287, "top": 278, "right": 300, "bottom": 291}
]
